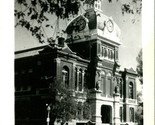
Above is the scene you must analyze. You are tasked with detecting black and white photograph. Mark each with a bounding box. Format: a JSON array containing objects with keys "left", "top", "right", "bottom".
[
  {"left": 14, "top": 0, "right": 143, "bottom": 125},
  {"left": 0, "top": 0, "right": 154, "bottom": 125}
]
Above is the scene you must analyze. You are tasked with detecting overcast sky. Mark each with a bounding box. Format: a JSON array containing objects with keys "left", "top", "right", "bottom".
[{"left": 15, "top": 0, "right": 142, "bottom": 71}]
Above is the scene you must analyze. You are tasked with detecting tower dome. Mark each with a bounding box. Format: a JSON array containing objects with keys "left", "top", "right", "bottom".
[{"left": 65, "top": 1, "right": 121, "bottom": 46}]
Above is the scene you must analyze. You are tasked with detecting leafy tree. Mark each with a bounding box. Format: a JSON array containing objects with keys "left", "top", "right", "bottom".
[
  {"left": 135, "top": 49, "right": 143, "bottom": 125},
  {"left": 45, "top": 78, "right": 90, "bottom": 125},
  {"left": 15, "top": 0, "right": 142, "bottom": 44},
  {"left": 136, "top": 49, "right": 143, "bottom": 84},
  {"left": 135, "top": 102, "right": 143, "bottom": 125}
]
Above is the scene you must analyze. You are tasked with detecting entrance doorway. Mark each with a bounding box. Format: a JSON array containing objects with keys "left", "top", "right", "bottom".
[{"left": 101, "top": 105, "right": 112, "bottom": 124}]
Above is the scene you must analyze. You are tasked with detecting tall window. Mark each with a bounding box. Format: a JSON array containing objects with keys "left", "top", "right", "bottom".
[
  {"left": 129, "top": 82, "right": 134, "bottom": 99},
  {"left": 108, "top": 49, "right": 111, "bottom": 59},
  {"left": 101, "top": 71, "right": 106, "bottom": 95},
  {"left": 130, "top": 107, "right": 134, "bottom": 122},
  {"left": 75, "top": 68, "right": 77, "bottom": 91},
  {"left": 115, "top": 50, "right": 118, "bottom": 60},
  {"left": 120, "top": 107, "right": 123, "bottom": 122},
  {"left": 62, "top": 66, "right": 69, "bottom": 88},
  {"left": 104, "top": 48, "right": 107, "bottom": 58},
  {"left": 79, "top": 69, "right": 82, "bottom": 91},
  {"left": 106, "top": 73, "right": 112, "bottom": 97},
  {"left": 111, "top": 50, "right": 114, "bottom": 59},
  {"left": 84, "top": 70, "right": 87, "bottom": 89},
  {"left": 102, "top": 47, "right": 104, "bottom": 57}
]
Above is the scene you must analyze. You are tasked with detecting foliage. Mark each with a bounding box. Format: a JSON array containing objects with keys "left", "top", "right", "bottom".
[
  {"left": 137, "top": 91, "right": 143, "bottom": 103},
  {"left": 135, "top": 103, "right": 143, "bottom": 125},
  {"left": 136, "top": 49, "right": 143, "bottom": 84},
  {"left": 135, "top": 49, "right": 143, "bottom": 125},
  {"left": 15, "top": 0, "right": 142, "bottom": 44},
  {"left": 47, "top": 79, "right": 91, "bottom": 124}
]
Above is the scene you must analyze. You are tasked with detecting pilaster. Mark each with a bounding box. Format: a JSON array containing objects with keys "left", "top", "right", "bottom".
[{"left": 114, "top": 93, "right": 120, "bottom": 125}]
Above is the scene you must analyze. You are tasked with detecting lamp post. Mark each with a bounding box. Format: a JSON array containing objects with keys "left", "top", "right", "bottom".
[{"left": 46, "top": 104, "right": 51, "bottom": 125}]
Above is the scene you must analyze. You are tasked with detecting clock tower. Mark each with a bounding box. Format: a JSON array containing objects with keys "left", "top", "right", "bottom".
[{"left": 65, "top": 1, "right": 122, "bottom": 124}]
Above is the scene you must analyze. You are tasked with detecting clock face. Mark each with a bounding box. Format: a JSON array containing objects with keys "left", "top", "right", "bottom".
[
  {"left": 106, "top": 19, "right": 114, "bottom": 32},
  {"left": 76, "top": 19, "right": 86, "bottom": 31}
]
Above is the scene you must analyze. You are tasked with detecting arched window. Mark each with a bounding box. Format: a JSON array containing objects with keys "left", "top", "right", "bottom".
[
  {"left": 104, "top": 48, "right": 107, "bottom": 58},
  {"left": 129, "top": 82, "right": 134, "bottom": 99},
  {"left": 62, "top": 66, "right": 69, "bottom": 88},
  {"left": 79, "top": 69, "right": 82, "bottom": 91}
]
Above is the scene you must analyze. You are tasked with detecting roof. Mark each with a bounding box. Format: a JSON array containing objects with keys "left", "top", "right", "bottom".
[
  {"left": 15, "top": 45, "right": 47, "bottom": 59},
  {"left": 15, "top": 43, "right": 89, "bottom": 63},
  {"left": 125, "top": 68, "right": 137, "bottom": 75},
  {"left": 65, "top": 8, "right": 121, "bottom": 45}
]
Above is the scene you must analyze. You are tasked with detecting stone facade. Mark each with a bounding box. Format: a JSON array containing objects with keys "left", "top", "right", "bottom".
[{"left": 15, "top": 0, "right": 138, "bottom": 125}]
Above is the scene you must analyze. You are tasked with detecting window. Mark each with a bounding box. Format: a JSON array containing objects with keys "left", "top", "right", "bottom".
[
  {"left": 115, "top": 50, "right": 118, "bottom": 60},
  {"left": 108, "top": 49, "right": 111, "bottom": 59},
  {"left": 129, "top": 82, "right": 134, "bottom": 99},
  {"left": 102, "top": 47, "right": 104, "bottom": 57},
  {"left": 120, "top": 107, "right": 123, "bottom": 122},
  {"left": 84, "top": 70, "right": 87, "bottom": 89},
  {"left": 104, "top": 48, "right": 107, "bottom": 58},
  {"left": 79, "top": 69, "right": 82, "bottom": 91},
  {"left": 101, "top": 71, "right": 106, "bottom": 95},
  {"left": 62, "top": 66, "right": 69, "bottom": 88},
  {"left": 101, "top": 105, "right": 111, "bottom": 123},
  {"left": 111, "top": 50, "right": 114, "bottom": 59},
  {"left": 75, "top": 68, "right": 77, "bottom": 91},
  {"left": 107, "top": 78, "right": 111, "bottom": 96},
  {"left": 98, "top": 43, "right": 101, "bottom": 54},
  {"left": 101, "top": 77, "right": 106, "bottom": 95},
  {"left": 130, "top": 107, "right": 134, "bottom": 122},
  {"left": 106, "top": 73, "right": 112, "bottom": 97}
]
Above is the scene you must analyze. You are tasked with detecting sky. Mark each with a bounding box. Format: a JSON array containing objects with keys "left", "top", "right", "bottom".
[{"left": 15, "top": 0, "right": 142, "bottom": 71}]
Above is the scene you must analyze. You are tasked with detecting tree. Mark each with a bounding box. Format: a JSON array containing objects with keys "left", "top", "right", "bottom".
[
  {"left": 45, "top": 78, "right": 91, "bottom": 125},
  {"left": 135, "top": 49, "right": 143, "bottom": 125},
  {"left": 136, "top": 49, "right": 143, "bottom": 84},
  {"left": 15, "top": 0, "right": 142, "bottom": 44}
]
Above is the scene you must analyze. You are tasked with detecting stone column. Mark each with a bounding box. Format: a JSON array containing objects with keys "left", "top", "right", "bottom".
[
  {"left": 76, "top": 68, "right": 79, "bottom": 91},
  {"left": 72, "top": 63, "right": 76, "bottom": 90},
  {"left": 89, "top": 90, "right": 102, "bottom": 125},
  {"left": 82, "top": 69, "right": 85, "bottom": 92},
  {"left": 114, "top": 93, "right": 120, "bottom": 125}
]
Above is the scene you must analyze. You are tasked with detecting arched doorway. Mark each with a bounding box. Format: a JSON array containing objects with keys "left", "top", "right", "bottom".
[{"left": 101, "top": 105, "right": 112, "bottom": 124}]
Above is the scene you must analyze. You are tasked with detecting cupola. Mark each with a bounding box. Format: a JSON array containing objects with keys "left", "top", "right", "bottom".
[{"left": 65, "top": 0, "right": 121, "bottom": 46}]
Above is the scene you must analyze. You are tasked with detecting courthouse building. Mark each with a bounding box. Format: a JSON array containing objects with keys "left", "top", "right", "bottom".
[{"left": 15, "top": 0, "right": 138, "bottom": 125}]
